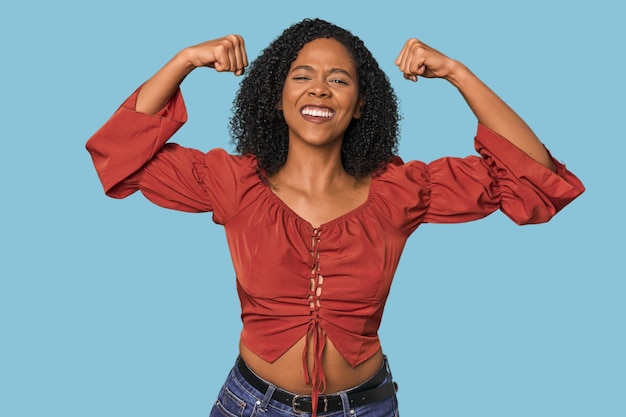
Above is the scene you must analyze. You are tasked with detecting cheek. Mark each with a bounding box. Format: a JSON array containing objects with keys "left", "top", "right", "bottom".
[{"left": 281, "top": 107, "right": 300, "bottom": 129}]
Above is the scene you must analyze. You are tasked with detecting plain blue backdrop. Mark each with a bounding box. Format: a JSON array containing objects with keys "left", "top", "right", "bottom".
[{"left": 1, "top": 1, "right": 623, "bottom": 416}]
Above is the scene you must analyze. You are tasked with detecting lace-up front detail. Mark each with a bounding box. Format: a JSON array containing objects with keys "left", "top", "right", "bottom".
[
  {"left": 308, "top": 228, "right": 324, "bottom": 312},
  {"left": 301, "top": 227, "right": 327, "bottom": 415}
]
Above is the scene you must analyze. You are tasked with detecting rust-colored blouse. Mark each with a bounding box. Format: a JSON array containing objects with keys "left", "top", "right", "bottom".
[{"left": 86, "top": 87, "right": 584, "bottom": 407}]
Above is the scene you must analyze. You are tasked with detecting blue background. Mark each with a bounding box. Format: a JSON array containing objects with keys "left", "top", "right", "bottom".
[{"left": 1, "top": 1, "right": 623, "bottom": 416}]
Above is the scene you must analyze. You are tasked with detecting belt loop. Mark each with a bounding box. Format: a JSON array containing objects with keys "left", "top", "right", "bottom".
[
  {"left": 383, "top": 355, "right": 393, "bottom": 380},
  {"left": 338, "top": 390, "right": 352, "bottom": 417},
  {"left": 384, "top": 355, "right": 399, "bottom": 393},
  {"left": 260, "top": 383, "right": 276, "bottom": 411}
]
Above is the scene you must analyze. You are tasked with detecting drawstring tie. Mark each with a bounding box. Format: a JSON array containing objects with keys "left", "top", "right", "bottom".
[{"left": 301, "top": 316, "right": 326, "bottom": 416}]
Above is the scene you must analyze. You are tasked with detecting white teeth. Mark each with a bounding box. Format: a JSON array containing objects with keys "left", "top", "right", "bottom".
[{"left": 301, "top": 107, "right": 334, "bottom": 118}]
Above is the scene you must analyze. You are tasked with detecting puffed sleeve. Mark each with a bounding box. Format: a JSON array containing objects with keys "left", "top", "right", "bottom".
[
  {"left": 136, "top": 146, "right": 260, "bottom": 224},
  {"left": 374, "top": 123, "right": 585, "bottom": 234},
  {"left": 427, "top": 123, "right": 584, "bottom": 225},
  {"left": 85, "top": 87, "right": 260, "bottom": 223}
]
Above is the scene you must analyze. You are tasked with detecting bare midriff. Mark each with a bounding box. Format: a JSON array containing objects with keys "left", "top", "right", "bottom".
[{"left": 239, "top": 336, "right": 384, "bottom": 394}]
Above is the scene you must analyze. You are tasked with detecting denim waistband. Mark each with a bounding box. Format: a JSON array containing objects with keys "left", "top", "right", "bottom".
[{"left": 234, "top": 355, "right": 398, "bottom": 414}]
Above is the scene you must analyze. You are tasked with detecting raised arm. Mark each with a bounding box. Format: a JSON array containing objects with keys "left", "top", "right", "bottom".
[
  {"left": 86, "top": 34, "right": 249, "bottom": 209},
  {"left": 395, "top": 38, "right": 556, "bottom": 171},
  {"left": 136, "top": 34, "right": 248, "bottom": 115}
]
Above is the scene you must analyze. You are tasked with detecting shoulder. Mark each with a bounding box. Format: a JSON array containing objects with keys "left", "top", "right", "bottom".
[
  {"left": 189, "top": 147, "right": 262, "bottom": 192},
  {"left": 373, "top": 156, "right": 429, "bottom": 186},
  {"left": 203, "top": 148, "right": 259, "bottom": 174},
  {"left": 192, "top": 149, "right": 265, "bottom": 224},
  {"left": 367, "top": 156, "right": 431, "bottom": 235}
]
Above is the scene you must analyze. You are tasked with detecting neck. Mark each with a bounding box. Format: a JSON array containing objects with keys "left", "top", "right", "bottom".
[{"left": 273, "top": 142, "right": 350, "bottom": 193}]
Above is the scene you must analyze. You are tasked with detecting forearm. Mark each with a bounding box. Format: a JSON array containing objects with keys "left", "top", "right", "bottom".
[
  {"left": 136, "top": 49, "right": 196, "bottom": 115},
  {"left": 447, "top": 62, "right": 556, "bottom": 171}
]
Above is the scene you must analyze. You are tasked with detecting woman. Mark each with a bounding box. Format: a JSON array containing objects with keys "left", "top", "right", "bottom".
[{"left": 86, "top": 18, "right": 584, "bottom": 417}]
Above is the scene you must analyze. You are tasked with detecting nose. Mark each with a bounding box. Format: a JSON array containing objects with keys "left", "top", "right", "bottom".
[{"left": 308, "top": 81, "right": 330, "bottom": 97}]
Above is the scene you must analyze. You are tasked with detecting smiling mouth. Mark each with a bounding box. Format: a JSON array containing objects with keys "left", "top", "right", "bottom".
[{"left": 301, "top": 106, "right": 335, "bottom": 118}]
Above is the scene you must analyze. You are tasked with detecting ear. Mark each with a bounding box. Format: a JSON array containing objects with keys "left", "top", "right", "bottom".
[
  {"left": 276, "top": 99, "right": 283, "bottom": 111},
  {"left": 353, "top": 97, "right": 364, "bottom": 119}
]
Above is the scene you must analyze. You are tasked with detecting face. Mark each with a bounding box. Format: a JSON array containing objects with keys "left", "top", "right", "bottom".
[{"left": 279, "top": 38, "right": 362, "bottom": 150}]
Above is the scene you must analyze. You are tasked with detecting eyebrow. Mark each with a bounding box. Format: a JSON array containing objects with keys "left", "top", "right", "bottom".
[{"left": 291, "top": 65, "right": 354, "bottom": 79}]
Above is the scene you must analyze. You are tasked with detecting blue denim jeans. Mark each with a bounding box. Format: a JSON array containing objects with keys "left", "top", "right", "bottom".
[{"left": 209, "top": 356, "right": 400, "bottom": 417}]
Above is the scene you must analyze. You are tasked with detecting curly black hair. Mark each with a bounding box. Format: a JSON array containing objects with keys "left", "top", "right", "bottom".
[{"left": 229, "top": 18, "right": 400, "bottom": 179}]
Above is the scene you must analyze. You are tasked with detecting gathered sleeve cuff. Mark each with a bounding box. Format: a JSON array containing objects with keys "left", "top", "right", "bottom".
[
  {"left": 473, "top": 123, "right": 585, "bottom": 224},
  {"left": 85, "top": 86, "right": 187, "bottom": 198}
]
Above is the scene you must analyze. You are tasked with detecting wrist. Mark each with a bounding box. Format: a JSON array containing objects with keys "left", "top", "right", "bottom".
[
  {"left": 173, "top": 48, "right": 199, "bottom": 75},
  {"left": 445, "top": 60, "right": 474, "bottom": 89}
]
